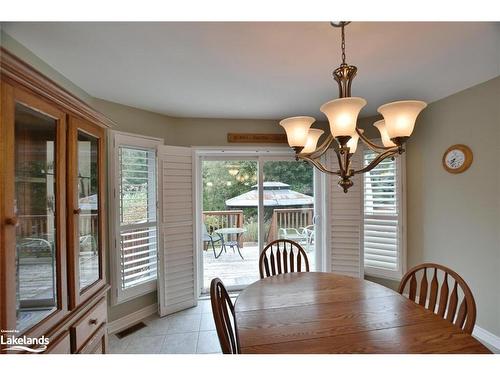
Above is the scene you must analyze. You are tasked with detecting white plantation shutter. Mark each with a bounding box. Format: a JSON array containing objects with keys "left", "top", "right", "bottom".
[
  {"left": 326, "top": 149, "right": 364, "bottom": 278},
  {"left": 109, "top": 131, "right": 162, "bottom": 305},
  {"left": 363, "top": 148, "right": 405, "bottom": 279},
  {"left": 157, "top": 145, "right": 197, "bottom": 316},
  {"left": 118, "top": 147, "right": 158, "bottom": 290}
]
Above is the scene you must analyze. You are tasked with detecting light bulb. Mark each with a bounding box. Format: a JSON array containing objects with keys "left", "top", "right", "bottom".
[{"left": 228, "top": 168, "right": 239, "bottom": 176}]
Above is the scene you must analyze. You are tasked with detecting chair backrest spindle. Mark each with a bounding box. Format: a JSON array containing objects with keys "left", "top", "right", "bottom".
[{"left": 259, "top": 239, "right": 309, "bottom": 279}]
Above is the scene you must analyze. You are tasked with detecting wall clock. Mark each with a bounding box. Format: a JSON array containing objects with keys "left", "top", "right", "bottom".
[{"left": 442, "top": 144, "right": 473, "bottom": 174}]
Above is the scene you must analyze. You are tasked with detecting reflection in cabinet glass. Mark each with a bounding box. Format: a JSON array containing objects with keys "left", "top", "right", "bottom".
[
  {"left": 14, "top": 103, "right": 58, "bottom": 332},
  {"left": 77, "top": 131, "right": 100, "bottom": 290}
]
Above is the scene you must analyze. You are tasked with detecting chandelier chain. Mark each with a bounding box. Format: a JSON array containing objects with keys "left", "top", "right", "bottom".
[{"left": 341, "top": 23, "right": 346, "bottom": 64}]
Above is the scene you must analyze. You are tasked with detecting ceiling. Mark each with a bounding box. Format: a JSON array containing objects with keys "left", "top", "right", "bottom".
[{"left": 3, "top": 22, "right": 499, "bottom": 120}]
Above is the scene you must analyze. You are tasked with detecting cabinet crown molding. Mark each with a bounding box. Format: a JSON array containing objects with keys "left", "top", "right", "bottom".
[{"left": 0, "top": 47, "right": 115, "bottom": 128}]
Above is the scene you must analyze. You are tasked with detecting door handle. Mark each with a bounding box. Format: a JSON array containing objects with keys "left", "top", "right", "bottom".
[
  {"left": 5, "top": 217, "right": 18, "bottom": 226},
  {"left": 73, "top": 208, "right": 82, "bottom": 215}
]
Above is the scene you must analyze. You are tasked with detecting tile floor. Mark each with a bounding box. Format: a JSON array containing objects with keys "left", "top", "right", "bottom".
[{"left": 108, "top": 298, "right": 231, "bottom": 354}]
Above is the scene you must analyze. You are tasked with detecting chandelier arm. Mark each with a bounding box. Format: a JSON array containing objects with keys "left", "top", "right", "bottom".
[
  {"left": 356, "top": 128, "right": 396, "bottom": 152},
  {"left": 352, "top": 149, "right": 399, "bottom": 176},
  {"left": 298, "top": 155, "right": 341, "bottom": 176}
]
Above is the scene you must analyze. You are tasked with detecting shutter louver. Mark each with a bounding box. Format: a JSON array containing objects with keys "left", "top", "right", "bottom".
[
  {"left": 118, "top": 147, "right": 158, "bottom": 290},
  {"left": 158, "top": 145, "right": 196, "bottom": 316},
  {"left": 363, "top": 150, "right": 401, "bottom": 275},
  {"left": 327, "top": 149, "right": 363, "bottom": 278}
]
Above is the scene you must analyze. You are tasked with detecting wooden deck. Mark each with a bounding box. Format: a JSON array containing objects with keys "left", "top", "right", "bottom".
[
  {"left": 202, "top": 242, "right": 316, "bottom": 291},
  {"left": 202, "top": 243, "right": 261, "bottom": 290}
]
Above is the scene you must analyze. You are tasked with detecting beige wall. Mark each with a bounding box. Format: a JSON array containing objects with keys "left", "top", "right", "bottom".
[
  {"left": 90, "top": 98, "right": 177, "bottom": 141},
  {"left": 174, "top": 117, "right": 282, "bottom": 146},
  {"left": 406, "top": 76, "right": 500, "bottom": 335}
]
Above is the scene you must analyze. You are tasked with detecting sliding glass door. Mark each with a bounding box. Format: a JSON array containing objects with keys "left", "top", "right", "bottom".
[
  {"left": 262, "top": 159, "right": 317, "bottom": 271},
  {"left": 201, "top": 159, "right": 259, "bottom": 291},
  {"left": 199, "top": 153, "right": 320, "bottom": 293}
]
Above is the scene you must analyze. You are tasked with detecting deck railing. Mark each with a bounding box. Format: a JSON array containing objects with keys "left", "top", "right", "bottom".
[
  {"left": 268, "top": 208, "right": 314, "bottom": 242},
  {"left": 202, "top": 210, "right": 244, "bottom": 247}
]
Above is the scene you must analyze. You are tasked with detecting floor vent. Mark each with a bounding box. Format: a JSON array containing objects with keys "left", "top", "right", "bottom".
[{"left": 115, "top": 322, "right": 147, "bottom": 339}]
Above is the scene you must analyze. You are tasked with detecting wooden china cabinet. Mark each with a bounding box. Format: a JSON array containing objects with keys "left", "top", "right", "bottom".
[{"left": 0, "top": 48, "right": 113, "bottom": 354}]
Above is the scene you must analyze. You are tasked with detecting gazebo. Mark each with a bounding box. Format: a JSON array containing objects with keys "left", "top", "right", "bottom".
[
  {"left": 225, "top": 181, "right": 313, "bottom": 208},
  {"left": 225, "top": 182, "right": 314, "bottom": 242}
]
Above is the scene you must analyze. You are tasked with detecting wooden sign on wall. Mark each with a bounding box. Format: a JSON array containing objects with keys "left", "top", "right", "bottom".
[{"left": 227, "top": 133, "right": 287, "bottom": 144}]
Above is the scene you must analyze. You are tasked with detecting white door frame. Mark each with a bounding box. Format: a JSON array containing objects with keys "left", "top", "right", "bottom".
[{"left": 193, "top": 147, "right": 326, "bottom": 295}]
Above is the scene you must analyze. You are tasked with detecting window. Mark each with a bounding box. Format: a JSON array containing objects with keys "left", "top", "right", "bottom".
[
  {"left": 363, "top": 147, "right": 405, "bottom": 279},
  {"left": 109, "top": 131, "right": 162, "bottom": 304}
]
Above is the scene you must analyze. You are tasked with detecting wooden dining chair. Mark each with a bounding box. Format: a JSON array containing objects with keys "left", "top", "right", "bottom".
[
  {"left": 210, "top": 278, "right": 240, "bottom": 354},
  {"left": 398, "top": 263, "right": 476, "bottom": 334},
  {"left": 259, "top": 239, "right": 310, "bottom": 279}
]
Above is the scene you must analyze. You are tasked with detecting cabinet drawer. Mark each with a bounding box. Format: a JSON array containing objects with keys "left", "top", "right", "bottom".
[
  {"left": 71, "top": 298, "right": 107, "bottom": 352},
  {"left": 78, "top": 323, "right": 106, "bottom": 354},
  {"left": 46, "top": 331, "right": 71, "bottom": 354}
]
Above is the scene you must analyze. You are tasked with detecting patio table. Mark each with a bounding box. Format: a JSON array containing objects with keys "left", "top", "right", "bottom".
[{"left": 214, "top": 227, "right": 247, "bottom": 259}]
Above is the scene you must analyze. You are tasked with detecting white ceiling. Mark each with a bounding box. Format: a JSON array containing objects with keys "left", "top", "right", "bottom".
[{"left": 3, "top": 22, "right": 500, "bottom": 119}]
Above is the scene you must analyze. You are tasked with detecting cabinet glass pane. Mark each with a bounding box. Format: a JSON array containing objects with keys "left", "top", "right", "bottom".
[
  {"left": 77, "top": 131, "right": 100, "bottom": 290},
  {"left": 14, "top": 103, "right": 58, "bottom": 332}
]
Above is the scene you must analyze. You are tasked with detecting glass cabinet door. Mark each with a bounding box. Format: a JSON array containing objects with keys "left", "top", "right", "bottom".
[
  {"left": 1, "top": 86, "right": 68, "bottom": 336},
  {"left": 14, "top": 104, "right": 58, "bottom": 332},
  {"left": 68, "top": 117, "right": 105, "bottom": 307},
  {"left": 77, "top": 131, "right": 100, "bottom": 290}
]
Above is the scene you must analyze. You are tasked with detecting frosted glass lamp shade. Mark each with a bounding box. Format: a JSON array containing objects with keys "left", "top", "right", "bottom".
[
  {"left": 346, "top": 129, "right": 362, "bottom": 154},
  {"left": 279, "top": 116, "right": 316, "bottom": 147},
  {"left": 320, "top": 97, "right": 367, "bottom": 138},
  {"left": 301, "top": 128, "right": 324, "bottom": 153},
  {"left": 377, "top": 100, "right": 427, "bottom": 138},
  {"left": 373, "top": 120, "right": 396, "bottom": 147}
]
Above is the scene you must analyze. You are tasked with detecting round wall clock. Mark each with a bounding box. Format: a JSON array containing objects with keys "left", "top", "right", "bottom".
[{"left": 442, "top": 144, "right": 473, "bottom": 174}]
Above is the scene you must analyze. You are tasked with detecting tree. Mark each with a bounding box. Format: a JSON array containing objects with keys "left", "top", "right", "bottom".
[{"left": 202, "top": 160, "right": 313, "bottom": 211}]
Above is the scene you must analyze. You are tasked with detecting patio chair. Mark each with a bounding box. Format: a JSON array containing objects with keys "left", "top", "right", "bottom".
[
  {"left": 79, "top": 234, "right": 97, "bottom": 255},
  {"left": 300, "top": 225, "right": 315, "bottom": 252},
  {"left": 279, "top": 227, "right": 308, "bottom": 246},
  {"left": 202, "top": 224, "right": 224, "bottom": 258}
]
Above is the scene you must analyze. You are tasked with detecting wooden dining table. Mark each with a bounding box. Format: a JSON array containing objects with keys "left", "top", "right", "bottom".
[{"left": 234, "top": 272, "right": 491, "bottom": 354}]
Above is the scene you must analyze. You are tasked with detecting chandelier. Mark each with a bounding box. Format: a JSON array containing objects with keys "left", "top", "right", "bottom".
[{"left": 279, "top": 22, "right": 427, "bottom": 193}]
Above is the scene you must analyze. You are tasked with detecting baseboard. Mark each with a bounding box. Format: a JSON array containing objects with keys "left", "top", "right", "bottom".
[
  {"left": 473, "top": 325, "right": 500, "bottom": 353},
  {"left": 159, "top": 299, "right": 196, "bottom": 317},
  {"left": 107, "top": 303, "right": 158, "bottom": 334}
]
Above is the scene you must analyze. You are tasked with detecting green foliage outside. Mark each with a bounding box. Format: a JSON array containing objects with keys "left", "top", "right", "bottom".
[
  {"left": 203, "top": 160, "right": 313, "bottom": 242},
  {"left": 119, "top": 148, "right": 155, "bottom": 224}
]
